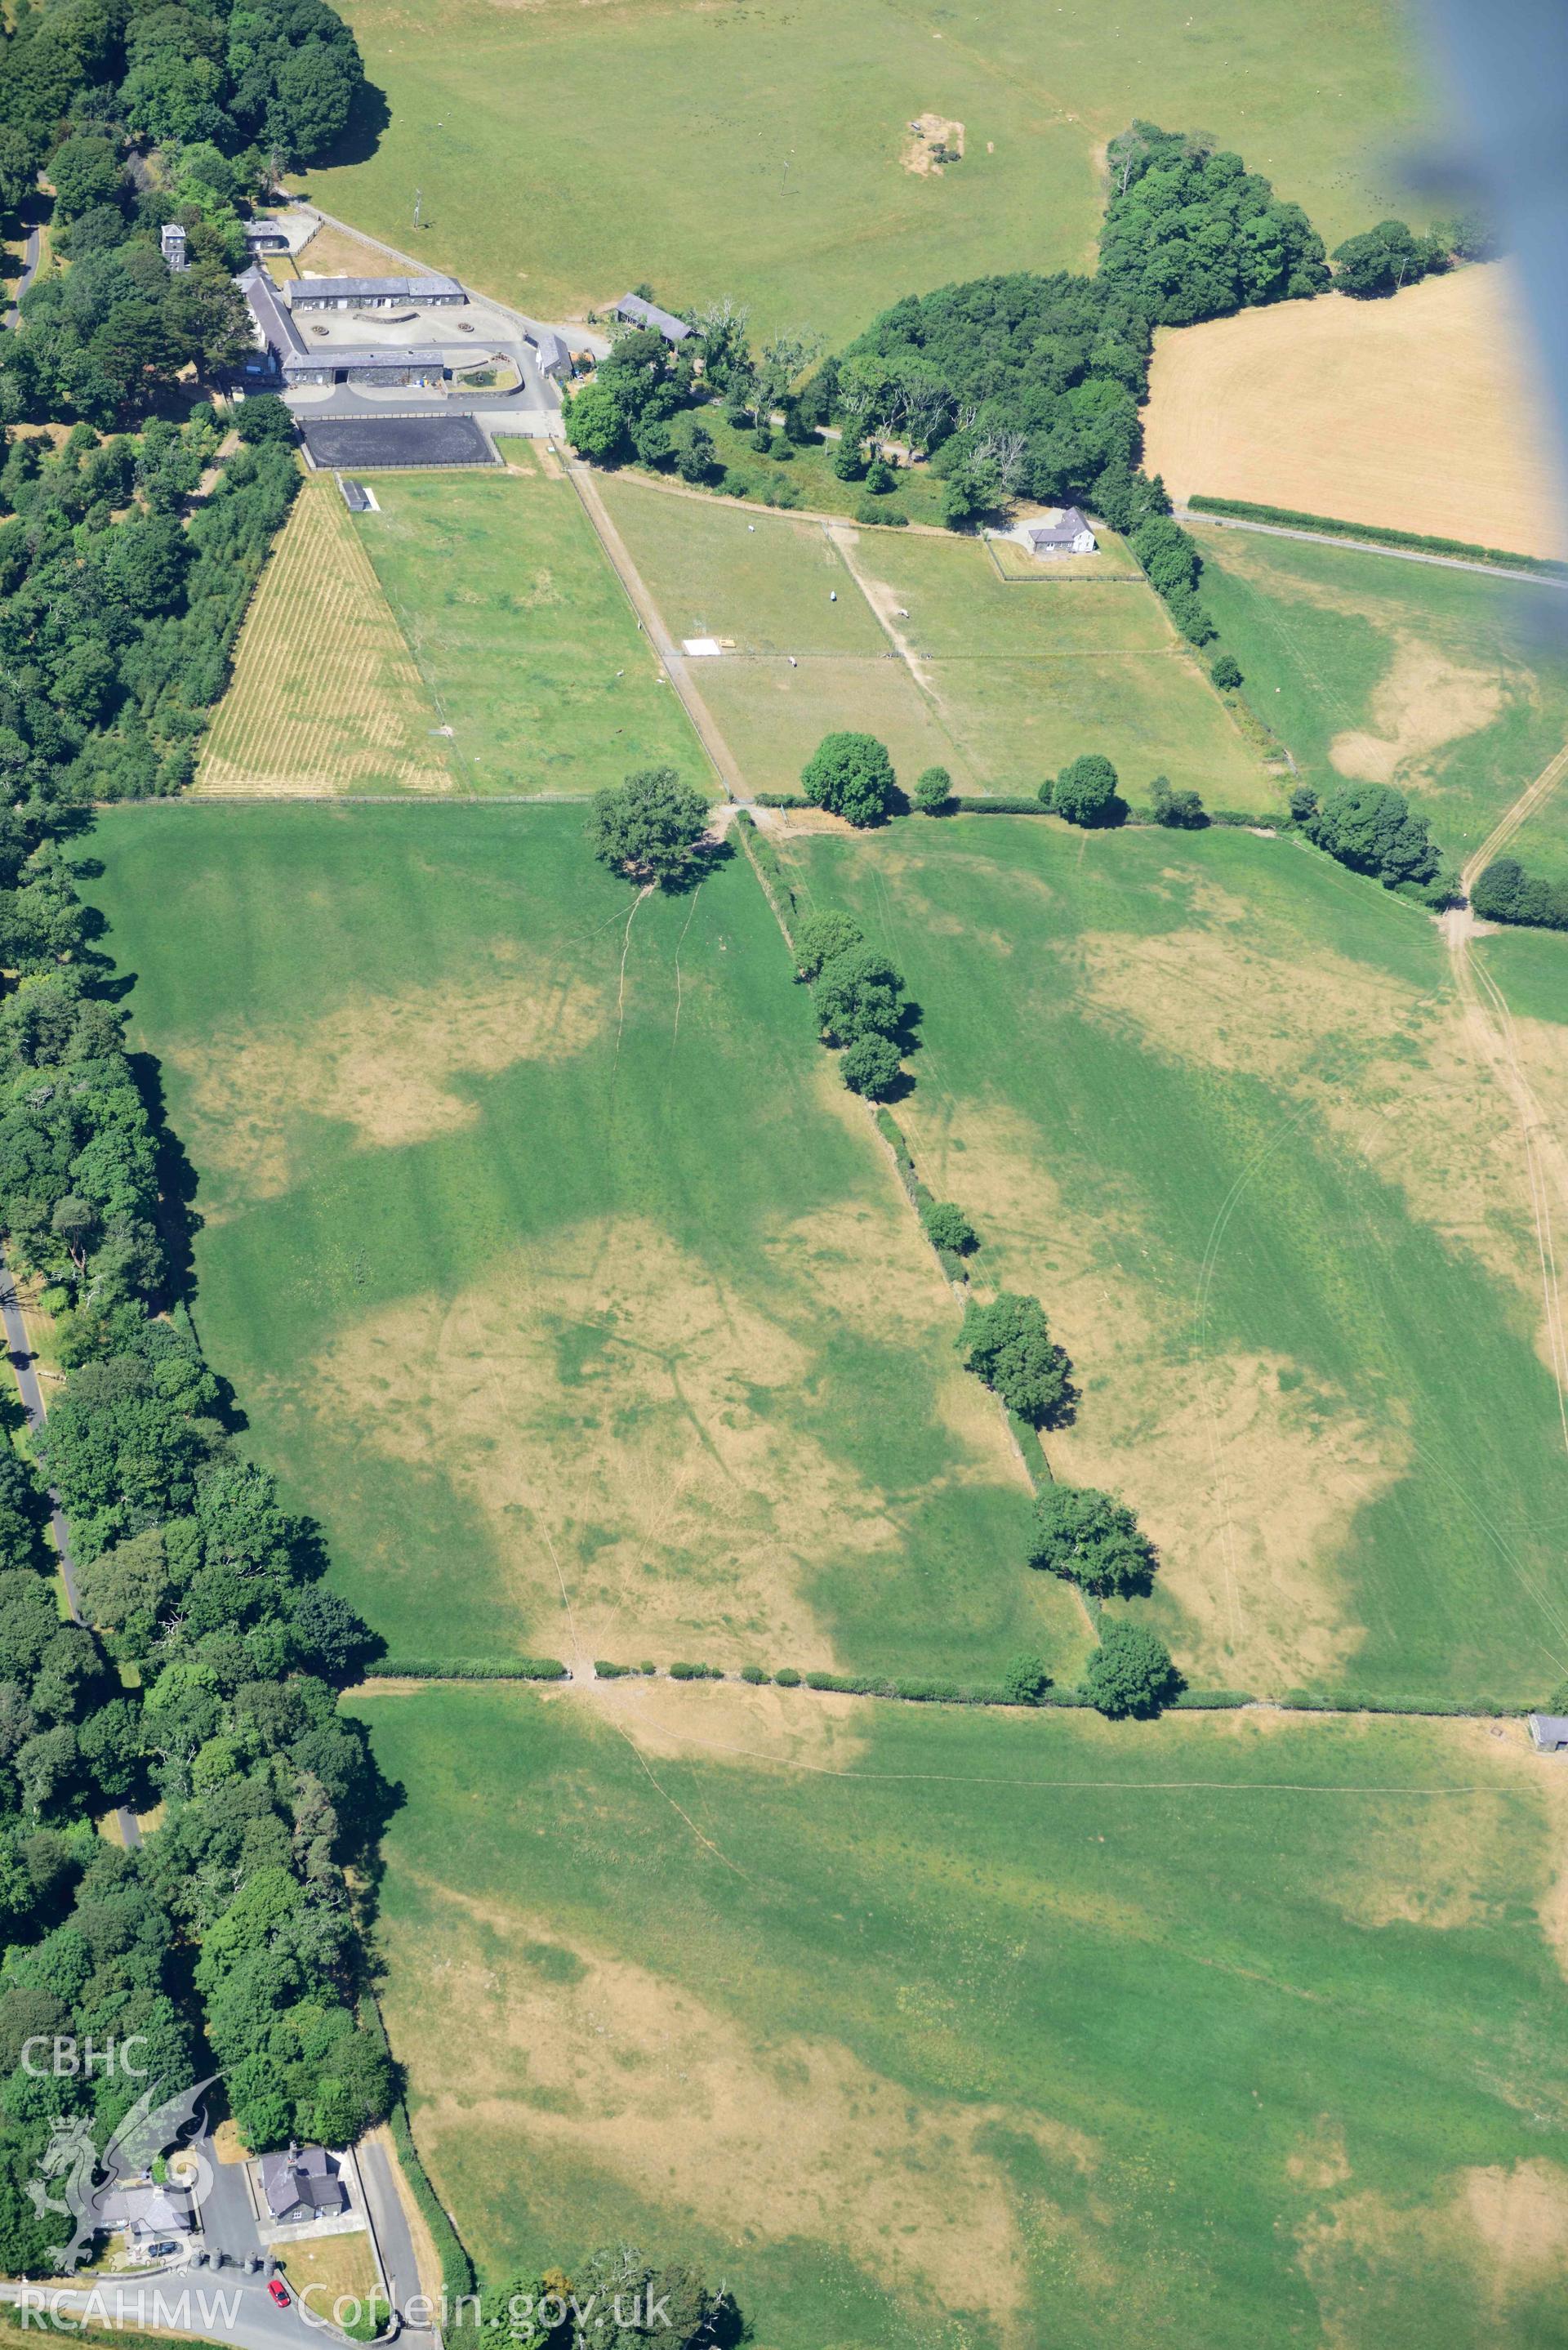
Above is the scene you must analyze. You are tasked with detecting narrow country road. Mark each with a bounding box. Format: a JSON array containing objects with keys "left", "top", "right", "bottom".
[
  {"left": 0, "top": 1247, "right": 141, "bottom": 1846},
  {"left": 5, "top": 216, "right": 39, "bottom": 330},
  {"left": 1178, "top": 506, "right": 1568, "bottom": 591},
  {"left": 1441, "top": 747, "right": 1568, "bottom": 1452},
  {"left": 357, "top": 2129, "right": 442, "bottom": 2350}
]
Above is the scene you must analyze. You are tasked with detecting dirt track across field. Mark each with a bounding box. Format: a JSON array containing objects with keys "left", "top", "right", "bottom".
[{"left": 1145, "top": 265, "right": 1567, "bottom": 562}]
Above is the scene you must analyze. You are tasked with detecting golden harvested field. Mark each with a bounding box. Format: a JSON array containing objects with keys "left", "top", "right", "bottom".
[
  {"left": 198, "top": 480, "right": 455, "bottom": 796},
  {"left": 1143, "top": 265, "right": 1568, "bottom": 560}
]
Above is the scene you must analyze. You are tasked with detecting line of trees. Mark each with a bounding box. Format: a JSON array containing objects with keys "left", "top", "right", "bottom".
[
  {"left": 795, "top": 904, "right": 915, "bottom": 1102},
  {"left": 791, "top": 887, "right": 1174, "bottom": 1715},
  {"left": 0, "top": 410, "right": 297, "bottom": 800},
  {"left": 0, "top": 919, "right": 394, "bottom": 2267}
]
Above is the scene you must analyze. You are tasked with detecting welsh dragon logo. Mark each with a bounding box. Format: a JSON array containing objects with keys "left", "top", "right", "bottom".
[{"left": 26, "top": 2076, "right": 216, "bottom": 2275}]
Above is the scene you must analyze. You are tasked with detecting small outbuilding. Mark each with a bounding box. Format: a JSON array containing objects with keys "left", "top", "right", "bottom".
[
  {"left": 243, "top": 221, "right": 292, "bottom": 255},
  {"left": 1021, "top": 506, "right": 1098, "bottom": 558},
  {"left": 611, "top": 293, "right": 692, "bottom": 344},
  {"left": 261, "top": 2146, "right": 348, "bottom": 2224},
  {"left": 530, "top": 328, "right": 572, "bottom": 380},
  {"left": 1529, "top": 1714, "right": 1568, "bottom": 1752},
  {"left": 337, "top": 477, "right": 372, "bottom": 513}
]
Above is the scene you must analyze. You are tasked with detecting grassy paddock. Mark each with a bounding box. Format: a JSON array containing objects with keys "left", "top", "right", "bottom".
[
  {"left": 599, "top": 482, "right": 1277, "bottom": 809},
  {"left": 299, "top": 0, "right": 1426, "bottom": 341},
  {"left": 352, "top": 1679, "right": 1568, "bottom": 2350},
  {"left": 196, "top": 478, "right": 455, "bottom": 796},
  {"left": 352, "top": 466, "right": 704, "bottom": 795},
  {"left": 769, "top": 816, "right": 1568, "bottom": 1706},
  {"left": 85, "top": 802, "right": 1086, "bottom": 1683},
  {"left": 1195, "top": 521, "right": 1568, "bottom": 876}
]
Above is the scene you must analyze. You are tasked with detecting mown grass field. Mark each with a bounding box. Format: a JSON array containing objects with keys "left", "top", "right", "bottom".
[
  {"left": 351, "top": 1679, "right": 1568, "bottom": 2350},
  {"left": 86, "top": 802, "right": 1088, "bottom": 1683},
  {"left": 600, "top": 479, "right": 1278, "bottom": 809},
  {"left": 352, "top": 463, "right": 704, "bottom": 795},
  {"left": 768, "top": 814, "right": 1568, "bottom": 1705},
  {"left": 196, "top": 479, "right": 455, "bottom": 796},
  {"left": 300, "top": 0, "right": 1427, "bottom": 341},
  {"left": 1195, "top": 521, "right": 1568, "bottom": 876}
]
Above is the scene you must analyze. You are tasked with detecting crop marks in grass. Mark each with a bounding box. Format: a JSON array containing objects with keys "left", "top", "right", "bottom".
[
  {"left": 86, "top": 803, "right": 1089, "bottom": 1684},
  {"left": 197, "top": 479, "right": 455, "bottom": 798},
  {"left": 771, "top": 817, "right": 1568, "bottom": 1707},
  {"left": 354, "top": 1684, "right": 1568, "bottom": 2350},
  {"left": 1195, "top": 520, "right": 1568, "bottom": 876}
]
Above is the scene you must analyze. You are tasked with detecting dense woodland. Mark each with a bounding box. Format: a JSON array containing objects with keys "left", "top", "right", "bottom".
[
  {"left": 0, "top": 0, "right": 365, "bottom": 428},
  {"left": 0, "top": 412, "right": 297, "bottom": 802},
  {"left": 0, "top": 939, "right": 392, "bottom": 2274},
  {"left": 0, "top": 0, "right": 399, "bottom": 2282}
]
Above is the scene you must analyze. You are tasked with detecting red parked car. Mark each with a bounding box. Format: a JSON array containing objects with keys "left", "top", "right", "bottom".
[{"left": 267, "top": 2279, "right": 292, "bottom": 2309}]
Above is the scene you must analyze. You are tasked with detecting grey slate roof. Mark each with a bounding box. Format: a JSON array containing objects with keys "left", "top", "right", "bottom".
[
  {"left": 289, "top": 274, "right": 463, "bottom": 305},
  {"left": 293, "top": 346, "right": 448, "bottom": 371},
  {"left": 261, "top": 2147, "right": 347, "bottom": 2220},
  {"left": 532, "top": 328, "right": 571, "bottom": 373},
  {"left": 236, "top": 276, "right": 446, "bottom": 377},
  {"left": 1530, "top": 1713, "right": 1568, "bottom": 1749},
  {"left": 99, "top": 2183, "right": 196, "bottom": 2240},
  {"left": 338, "top": 478, "right": 372, "bottom": 511},
  {"left": 612, "top": 293, "right": 692, "bottom": 341},
  {"left": 239, "top": 263, "right": 306, "bottom": 359},
  {"left": 1024, "top": 505, "right": 1095, "bottom": 546}
]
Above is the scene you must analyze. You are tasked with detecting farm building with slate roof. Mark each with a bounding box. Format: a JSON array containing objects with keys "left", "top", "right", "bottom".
[
  {"left": 531, "top": 328, "right": 572, "bottom": 378},
  {"left": 612, "top": 294, "right": 692, "bottom": 342},
  {"left": 237, "top": 267, "right": 448, "bottom": 388},
  {"left": 290, "top": 274, "right": 466, "bottom": 310}
]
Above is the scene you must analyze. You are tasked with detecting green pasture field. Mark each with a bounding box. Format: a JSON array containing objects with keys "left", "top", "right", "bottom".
[
  {"left": 598, "top": 476, "right": 886, "bottom": 654},
  {"left": 84, "top": 802, "right": 1088, "bottom": 1683},
  {"left": 600, "top": 482, "right": 1278, "bottom": 807},
  {"left": 352, "top": 1679, "right": 1568, "bottom": 2350},
  {"left": 300, "top": 0, "right": 1426, "bottom": 342},
  {"left": 1194, "top": 524, "right": 1568, "bottom": 876},
  {"left": 350, "top": 465, "right": 703, "bottom": 796},
  {"left": 1494, "top": 778, "right": 1568, "bottom": 891},
  {"left": 769, "top": 814, "right": 1568, "bottom": 1706},
  {"left": 850, "top": 533, "right": 1153, "bottom": 649},
  {"left": 1476, "top": 924, "right": 1568, "bottom": 1025},
  {"left": 699, "top": 655, "right": 970, "bottom": 798}
]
